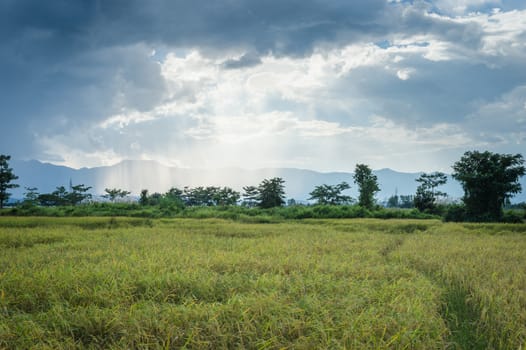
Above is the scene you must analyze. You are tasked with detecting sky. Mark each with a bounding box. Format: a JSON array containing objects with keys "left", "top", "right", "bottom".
[{"left": 1, "top": 0, "right": 525, "bottom": 173}]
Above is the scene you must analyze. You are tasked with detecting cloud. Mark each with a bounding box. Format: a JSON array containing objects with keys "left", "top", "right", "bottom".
[
  {"left": 396, "top": 68, "right": 414, "bottom": 80},
  {"left": 433, "top": 0, "right": 501, "bottom": 15},
  {"left": 466, "top": 85, "right": 526, "bottom": 145},
  {"left": 0, "top": 0, "right": 391, "bottom": 57},
  {"left": 0, "top": 1, "right": 525, "bottom": 173},
  {"left": 31, "top": 46, "right": 477, "bottom": 172},
  {"left": 222, "top": 53, "right": 263, "bottom": 69}
]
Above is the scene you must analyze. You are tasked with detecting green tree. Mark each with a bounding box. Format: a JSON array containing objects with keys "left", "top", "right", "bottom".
[
  {"left": 452, "top": 151, "right": 525, "bottom": 221},
  {"left": 139, "top": 189, "right": 149, "bottom": 206},
  {"left": 21, "top": 186, "right": 39, "bottom": 207},
  {"left": 308, "top": 182, "right": 352, "bottom": 205},
  {"left": 179, "top": 186, "right": 239, "bottom": 207},
  {"left": 160, "top": 187, "right": 185, "bottom": 212},
  {"left": 38, "top": 186, "right": 68, "bottom": 206},
  {"left": 242, "top": 185, "right": 259, "bottom": 207},
  {"left": 213, "top": 187, "right": 240, "bottom": 206},
  {"left": 37, "top": 184, "right": 92, "bottom": 206},
  {"left": 399, "top": 195, "right": 415, "bottom": 208},
  {"left": 165, "top": 187, "right": 184, "bottom": 202},
  {"left": 353, "top": 164, "right": 380, "bottom": 210},
  {"left": 257, "top": 177, "right": 286, "bottom": 208},
  {"left": 414, "top": 172, "right": 447, "bottom": 212},
  {"left": 386, "top": 194, "right": 399, "bottom": 208},
  {"left": 67, "top": 184, "right": 92, "bottom": 205},
  {"left": 0, "top": 155, "right": 19, "bottom": 209},
  {"left": 184, "top": 186, "right": 216, "bottom": 206},
  {"left": 37, "top": 193, "right": 56, "bottom": 206},
  {"left": 150, "top": 193, "right": 163, "bottom": 206},
  {"left": 103, "top": 188, "right": 131, "bottom": 202}
]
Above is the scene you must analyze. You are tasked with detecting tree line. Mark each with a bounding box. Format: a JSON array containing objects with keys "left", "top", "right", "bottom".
[{"left": 1, "top": 151, "right": 524, "bottom": 222}]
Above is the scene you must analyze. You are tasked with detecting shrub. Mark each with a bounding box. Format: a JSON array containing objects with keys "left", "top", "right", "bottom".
[
  {"left": 502, "top": 210, "right": 524, "bottom": 224},
  {"left": 444, "top": 204, "right": 467, "bottom": 222}
]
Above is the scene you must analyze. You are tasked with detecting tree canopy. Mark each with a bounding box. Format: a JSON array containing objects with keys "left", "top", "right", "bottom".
[
  {"left": 452, "top": 151, "right": 525, "bottom": 221},
  {"left": 242, "top": 186, "right": 259, "bottom": 207},
  {"left": 37, "top": 184, "right": 92, "bottom": 206},
  {"left": 414, "top": 172, "right": 447, "bottom": 212},
  {"left": 353, "top": 164, "right": 380, "bottom": 210},
  {"left": 308, "top": 182, "right": 352, "bottom": 205},
  {"left": 257, "top": 177, "right": 286, "bottom": 208},
  {"left": 103, "top": 188, "right": 131, "bottom": 202},
  {"left": 182, "top": 186, "right": 240, "bottom": 206},
  {"left": 0, "top": 155, "right": 19, "bottom": 208}
]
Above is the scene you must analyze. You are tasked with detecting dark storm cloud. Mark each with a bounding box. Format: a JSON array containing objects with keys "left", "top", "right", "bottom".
[
  {"left": 1, "top": 0, "right": 389, "bottom": 56},
  {"left": 0, "top": 0, "right": 392, "bottom": 159}
]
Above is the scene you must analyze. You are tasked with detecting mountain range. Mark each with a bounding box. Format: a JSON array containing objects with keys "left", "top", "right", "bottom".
[{"left": 8, "top": 159, "right": 526, "bottom": 204}]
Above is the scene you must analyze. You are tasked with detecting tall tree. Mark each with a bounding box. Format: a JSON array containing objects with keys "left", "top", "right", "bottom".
[
  {"left": 414, "top": 172, "right": 447, "bottom": 212},
  {"left": 257, "top": 177, "right": 286, "bottom": 208},
  {"left": 308, "top": 182, "right": 352, "bottom": 205},
  {"left": 242, "top": 186, "right": 259, "bottom": 207},
  {"left": 0, "top": 155, "right": 19, "bottom": 209},
  {"left": 67, "top": 184, "right": 92, "bottom": 205},
  {"left": 452, "top": 151, "right": 525, "bottom": 221},
  {"left": 353, "top": 164, "right": 380, "bottom": 210}
]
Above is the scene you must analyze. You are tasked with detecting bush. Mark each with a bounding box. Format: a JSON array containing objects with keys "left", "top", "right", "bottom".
[
  {"left": 278, "top": 205, "right": 314, "bottom": 219},
  {"left": 502, "top": 210, "right": 524, "bottom": 224},
  {"left": 444, "top": 204, "right": 467, "bottom": 222},
  {"left": 0, "top": 203, "right": 435, "bottom": 220}
]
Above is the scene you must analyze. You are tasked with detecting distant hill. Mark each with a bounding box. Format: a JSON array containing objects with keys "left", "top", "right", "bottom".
[{"left": 8, "top": 159, "right": 526, "bottom": 203}]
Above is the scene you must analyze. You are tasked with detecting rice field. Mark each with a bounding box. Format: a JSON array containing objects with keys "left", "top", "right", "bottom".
[{"left": 0, "top": 217, "right": 525, "bottom": 349}]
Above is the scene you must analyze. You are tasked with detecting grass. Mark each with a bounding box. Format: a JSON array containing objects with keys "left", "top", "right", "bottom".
[
  {"left": 392, "top": 222, "right": 526, "bottom": 348},
  {"left": 0, "top": 217, "right": 525, "bottom": 349}
]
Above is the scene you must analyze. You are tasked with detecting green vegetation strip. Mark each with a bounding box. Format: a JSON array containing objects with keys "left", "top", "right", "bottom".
[{"left": 0, "top": 217, "right": 525, "bottom": 349}]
